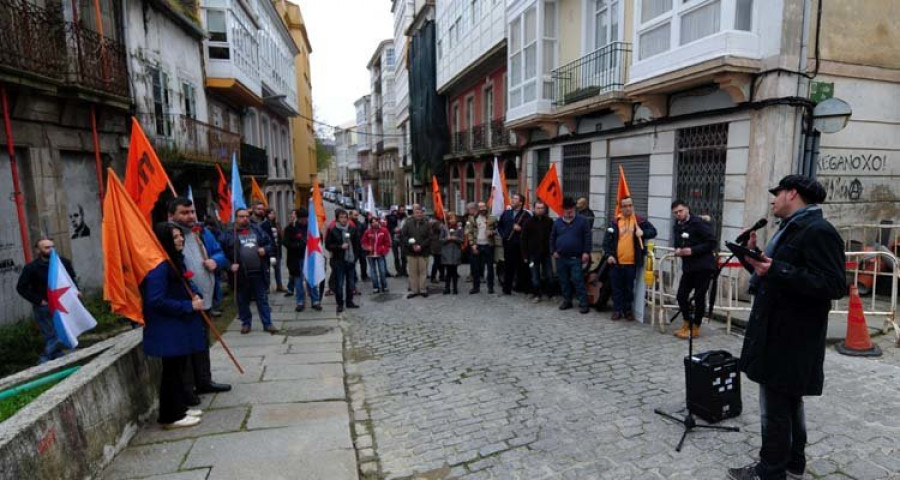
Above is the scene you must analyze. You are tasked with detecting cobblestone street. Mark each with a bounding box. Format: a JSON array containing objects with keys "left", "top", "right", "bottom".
[{"left": 344, "top": 272, "right": 900, "bottom": 480}]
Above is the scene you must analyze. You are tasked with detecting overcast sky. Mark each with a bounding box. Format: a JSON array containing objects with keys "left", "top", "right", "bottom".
[{"left": 292, "top": 0, "right": 394, "bottom": 133}]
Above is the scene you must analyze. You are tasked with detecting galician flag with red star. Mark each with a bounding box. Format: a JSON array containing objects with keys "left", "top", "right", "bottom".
[
  {"left": 49, "top": 249, "right": 97, "bottom": 348},
  {"left": 303, "top": 197, "right": 326, "bottom": 290}
]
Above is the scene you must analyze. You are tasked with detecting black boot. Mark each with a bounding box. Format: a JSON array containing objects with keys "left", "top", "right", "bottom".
[{"left": 452, "top": 277, "right": 459, "bottom": 294}]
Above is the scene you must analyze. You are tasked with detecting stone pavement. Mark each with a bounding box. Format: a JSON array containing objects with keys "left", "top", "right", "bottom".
[
  {"left": 101, "top": 284, "right": 358, "bottom": 480},
  {"left": 344, "top": 273, "right": 900, "bottom": 480}
]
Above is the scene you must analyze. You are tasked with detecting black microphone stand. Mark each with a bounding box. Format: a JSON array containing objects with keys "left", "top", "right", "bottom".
[{"left": 654, "top": 227, "right": 740, "bottom": 452}]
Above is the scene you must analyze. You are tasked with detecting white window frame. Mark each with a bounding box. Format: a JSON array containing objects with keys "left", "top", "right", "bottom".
[
  {"left": 206, "top": 9, "right": 230, "bottom": 60},
  {"left": 583, "top": 0, "right": 623, "bottom": 54},
  {"left": 634, "top": 0, "right": 753, "bottom": 61}
]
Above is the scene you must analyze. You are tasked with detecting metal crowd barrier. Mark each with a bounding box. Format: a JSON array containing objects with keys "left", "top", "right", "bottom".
[{"left": 646, "top": 247, "right": 899, "bottom": 343}]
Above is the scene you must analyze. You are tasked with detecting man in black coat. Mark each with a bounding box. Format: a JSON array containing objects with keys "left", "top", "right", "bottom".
[
  {"left": 16, "top": 238, "right": 78, "bottom": 363},
  {"left": 521, "top": 201, "right": 555, "bottom": 302},
  {"left": 728, "top": 175, "right": 846, "bottom": 480},
  {"left": 671, "top": 200, "right": 718, "bottom": 339},
  {"left": 325, "top": 209, "right": 360, "bottom": 313},
  {"left": 497, "top": 194, "right": 532, "bottom": 295}
]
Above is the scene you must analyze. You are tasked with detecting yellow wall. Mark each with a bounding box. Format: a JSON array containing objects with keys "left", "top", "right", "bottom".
[
  {"left": 557, "top": 0, "right": 582, "bottom": 67},
  {"left": 275, "top": 0, "right": 316, "bottom": 207},
  {"left": 812, "top": 0, "right": 900, "bottom": 70}
]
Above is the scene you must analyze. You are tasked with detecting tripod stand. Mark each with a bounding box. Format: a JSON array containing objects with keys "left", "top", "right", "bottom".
[{"left": 655, "top": 253, "right": 740, "bottom": 452}]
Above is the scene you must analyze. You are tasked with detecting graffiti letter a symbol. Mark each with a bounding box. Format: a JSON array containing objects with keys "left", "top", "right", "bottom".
[{"left": 137, "top": 153, "right": 155, "bottom": 196}]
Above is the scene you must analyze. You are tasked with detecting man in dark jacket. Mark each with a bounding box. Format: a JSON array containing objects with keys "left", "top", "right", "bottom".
[
  {"left": 17, "top": 238, "right": 77, "bottom": 363},
  {"left": 351, "top": 210, "right": 369, "bottom": 281},
  {"left": 401, "top": 204, "right": 433, "bottom": 298},
  {"left": 728, "top": 175, "right": 846, "bottom": 480},
  {"left": 521, "top": 201, "right": 555, "bottom": 303},
  {"left": 671, "top": 200, "right": 718, "bottom": 339},
  {"left": 603, "top": 196, "right": 657, "bottom": 320},
  {"left": 387, "top": 205, "right": 408, "bottom": 276},
  {"left": 283, "top": 207, "right": 322, "bottom": 312},
  {"left": 551, "top": 197, "right": 593, "bottom": 314},
  {"left": 325, "top": 209, "right": 360, "bottom": 313},
  {"left": 221, "top": 208, "right": 277, "bottom": 334},
  {"left": 497, "top": 194, "right": 532, "bottom": 295}
]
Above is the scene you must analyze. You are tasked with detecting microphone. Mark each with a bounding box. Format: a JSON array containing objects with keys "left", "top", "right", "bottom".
[{"left": 735, "top": 218, "right": 768, "bottom": 245}]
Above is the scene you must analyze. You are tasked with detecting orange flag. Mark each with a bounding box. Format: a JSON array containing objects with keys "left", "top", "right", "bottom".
[
  {"left": 498, "top": 168, "right": 511, "bottom": 207},
  {"left": 431, "top": 176, "right": 444, "bottom": 220},
  {"left": 124, "top": 117, "right": 175, "bottom": 222},
  {"left": 102, "top": 168, "right": 169, "bottom": 325},
  {"left": 536, "top": 163, "right": 563, "bottom": 216},
  {"left": 250, "top": 177, "right": 268, "bottom": 208},
  {"left": 215, "top": 163, "right": 231, "bottom": 223},
  {"left": 615, "top": 165, "right": 632, "bottom": 218},
  {"left": 311, "top": 181, "right": 326, "bottom": 229}
]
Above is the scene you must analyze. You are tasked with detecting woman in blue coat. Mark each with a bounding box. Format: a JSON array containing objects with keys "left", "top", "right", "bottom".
[{"left": 142, "top": 222, "right": 207, "bottom": 429}]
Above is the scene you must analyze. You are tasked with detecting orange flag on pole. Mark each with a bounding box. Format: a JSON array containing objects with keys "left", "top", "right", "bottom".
[
  {"left": 102, "top": 168, "right": 169, "bottom": 325},
  {"left": 431, "top": 176, "right": 445, "bottom": 220},
  {"left": 250, "top": 176, "right": 268, "bottom": 208},
  {"left": 311, "top": 181, "right": 326, "bottom": 229},
  {"left": 215, "top": 163, "right": 231, "bottom": 223},
  {"left": 124, "top": 117, "right": 175, "bottom": 223},
  {"left": 536, "top": 163, "right": 564, "bottom": 216},
  {"left": 615, "top": 165, "right": 632, "bottom": 219}
]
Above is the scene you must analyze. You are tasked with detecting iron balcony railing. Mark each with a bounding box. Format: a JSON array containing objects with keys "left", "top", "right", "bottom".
[
  {"left": 452, "top": 130, "right": 470, "bottom": 154},
  {"left": 137, "top": 114, "right": 241, "bottom": 166},
  {"left": 450, "top": 120, "right": 511, "bottom": 155},
  {"left": 0, "top": 0, "right": 129, "bottom": 99},
  {"left": 240, "top": 143, "right": 268, "bottom": 177},
  {"left": 551, "top": 42, "right": 631, "bottom": 107},
  {"left": 490, "top": 119, "right": 511, "bottom": 148},
  {"left": 471, "top": 124, "right": 487, "bottom": 150}
]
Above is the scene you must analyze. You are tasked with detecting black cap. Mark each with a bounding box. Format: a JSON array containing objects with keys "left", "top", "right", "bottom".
[
  {"left": 295, "top": 207, "right": 309, "bottom": 218},
  {"left": 768, "top": 174, "right": 827, "bottom": 204}
]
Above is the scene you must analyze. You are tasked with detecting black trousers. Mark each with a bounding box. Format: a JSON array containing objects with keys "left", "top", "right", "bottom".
[
  {"left": 757, "top": 385, "right": 807, "bottom": 479},
  {"left": 430, "top": 254, "right": 444, "bottom": 280},
  {"left": 392, "top": 242, "right": 407, "bottom": 275},
  {"left": 502, "top": 241, "right": 529, "bottom": 294},
  {"left": 185, "top": 318, "right": 212, "bottom": 393},
  {"left": 359, "top": 256, "right": 368, "bottom": 279},
  {"left": 159, "top": 355, "right": 190, "bottom": 424},
  {"left": 676, "top": 270, "right": 713, "bottom": 325},
  {"left": 444, "top": 265, "right": 459, "bottom": 291}
]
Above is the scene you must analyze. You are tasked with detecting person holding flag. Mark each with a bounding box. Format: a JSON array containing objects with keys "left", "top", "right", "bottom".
[
  {"left": 302, "top": 199, "right": 327, "bottom": 309},
  {"left": 142, "top": 222, "right": 207, "bottom": 429},
  {"left": 284, "top": 206, "right": 322, "bottom": 311},
  {"left": 16, "top": 238, "right": 81, "bottom": 364},
  {"left": 221, "top": 208, "right": 277, "bottom": 334},
  {"left": 498, "top": 194, "right": 532, "bottom": 295},
  {"left": 603, "top": 169, "right": 657, "bottom": 320}
]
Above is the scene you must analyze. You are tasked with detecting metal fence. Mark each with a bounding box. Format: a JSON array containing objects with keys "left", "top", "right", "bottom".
[{"left": 552, "top": 42, "right": 631, "bottom": 107}]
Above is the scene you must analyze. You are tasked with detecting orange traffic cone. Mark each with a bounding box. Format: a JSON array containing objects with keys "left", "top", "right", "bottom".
[{"left": 835, "top": 285, "right": 882, "bottom": 357}]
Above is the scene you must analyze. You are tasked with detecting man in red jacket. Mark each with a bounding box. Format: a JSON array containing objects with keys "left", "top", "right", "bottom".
[{"left": 361, "top": 217, "right": 392, "bottom": 293}]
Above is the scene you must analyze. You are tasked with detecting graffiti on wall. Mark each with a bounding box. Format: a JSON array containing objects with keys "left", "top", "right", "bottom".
[
  {"left": 61, "top": 154, "right": 103, "bottom": 290},
  {"left": 817, "top": 151, "right": 896, "bottom": 204},
  {"left": 0, "top": 153, "right": 30, "bottom": 325}
]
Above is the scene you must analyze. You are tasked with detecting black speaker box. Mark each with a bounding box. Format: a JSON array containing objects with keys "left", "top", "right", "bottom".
[{"left": 684, "top": 350, "right": 742, "bottom": 423}]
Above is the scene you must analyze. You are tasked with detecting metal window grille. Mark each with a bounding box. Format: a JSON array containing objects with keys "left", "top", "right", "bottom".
[
  {"left": 562, "top": 143, "right": 591, "bottom": 202},
  {"left": 676, "top": 123, "right": 728, "bottom": 240}
]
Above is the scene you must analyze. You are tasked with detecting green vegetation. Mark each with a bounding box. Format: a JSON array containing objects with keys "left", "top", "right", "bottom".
[
  {"left": 0, "top": 378, "right": 62, "bottom": 423},
  {"left": 316, "top": 137, "right": 333, "bottom": 172}
]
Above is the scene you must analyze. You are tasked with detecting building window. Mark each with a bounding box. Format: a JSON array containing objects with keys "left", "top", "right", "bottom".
[
  {"left": 735, "top": 0, "right": 753, "bottom": 31},
  {"left": 592, "top": 0, "right": 619, "bottom": 50},
  {"left": 182, "top": 82, "right": 196, "bottom": 119},
  {"left": 676, "top": 123, "right": 728, "bottom": 240},
  {"left": 534, "top": 148, "right": 550, "bottom": 187},
  {"left": 541, "top": 1, "right": 557, "bottom": 100},
  {"left": 509, "top": 3, "right": 553, "bottom": 108},
  {"left": 562, "top": 143, "right": 591, "bottom": 203},
  {"left": 149, "top": 67, "right": 170, "bottom": 136},
  {"left": 680, "top": 1, "right": 721, "bottom": 45},
  {"left": 482, "top": 161, "right": 493, "bottom": 202},
  {"left": 385, "top": 47, "right": 395, "bottom": 69},
  {"left": 471, "top": 0, "right": 479, "bottom": 26},
  {"left": 207, "top": 10, "right": 230, "bottom": 59},
  {"left": 637, "top": 0, "right": 750, "bottom": 60}
]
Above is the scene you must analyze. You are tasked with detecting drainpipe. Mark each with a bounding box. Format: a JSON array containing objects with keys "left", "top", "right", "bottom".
[
  {"left": 793, "top": 0, "right": 813, "bottom": 173},
  {"left": 1, "top": 86, "right": 32, "bottom": 264}
]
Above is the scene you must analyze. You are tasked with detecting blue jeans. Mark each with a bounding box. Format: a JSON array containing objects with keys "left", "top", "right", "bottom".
[
  {"left": 272, "top": 254, "right": 284, "bottom": 288},
  {"left": 237, "top": 274, "right": 273, "bottom": 328},
  {"left": 529, "top": 256, "right": 554, "bottom": 297},
  {"left": 471, "top": 245, "right": 494, "bottom": 291},
  {"left": 34, "top": 305, "right": 65, "bottom": 364},
  {"left": 286, "top": 276, "right": 295, "bottom": 293},
  {"left": 610, "top": 264, "right": 637, "bottom": 314},
  {"left": 368, "top": 256, "right": 388, "bottom": 290},
  {"left": 293, "top": 272, "right": 321, "bottom": 307},
  {"left": 757, "top": 386, "right": 807, "bottom": 479},
  {"left": 333, "top": 261, "right": 356, "bottom": 307},
  {"left": 556, "top": 257, "right": 587, "bottom": 307}
]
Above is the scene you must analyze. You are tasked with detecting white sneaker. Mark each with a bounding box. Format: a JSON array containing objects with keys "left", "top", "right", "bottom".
[
  {"left": 186, "top": 409, "right": 203, "bottom": 417},
  {"left": 162, "top": 415, "right": 202, "bottom": 430}
]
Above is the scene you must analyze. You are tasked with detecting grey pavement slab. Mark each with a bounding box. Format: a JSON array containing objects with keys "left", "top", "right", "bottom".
[
  {"left": 205, "top": 451, "right": 358, "bottom": 480},
  {"left": 210, "top": 343, "right": 289, "bottom": 359},
  {"left": 209, "top": 378, "right": 345, "bottom": 408},
  {"left": 284, "top": 342, "right": 342, "bottom": 354},
  {"left": 281, "top": 318, "right": 341, "bottom": 328},
  {"left": 246, "top": 401, "right": 351, "bottom": 431},
  {"left": 284, "top": 330, "right": 343, "bottom": 344},
  {"left": 183, "top": 426, "right": 352, "bottom": 468},
  {"left": 102, "top": 439, "right": 194, "bottom": 480},
  {"left": 265, "top": 351, "right": 343, "bottom": 364},
  {"left": 131, "top": 407, "right": 248, "bottom": 446},
  {"left": 216, "top": 333, "right": 287, "bottom": 347},
  {"left": 262, "top": 363, "right": 344, "bottom": 381},
  {"left": 128, "top": 470, "right": 211, "bottom": 480},
  {"left": 209, "top": 361, "right": 264, "bottom": 384}
]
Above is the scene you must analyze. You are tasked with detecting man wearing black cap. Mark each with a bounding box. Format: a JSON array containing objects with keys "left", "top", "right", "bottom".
[{"left": 728, "top": 175, "right": 846, "bottom": 480}]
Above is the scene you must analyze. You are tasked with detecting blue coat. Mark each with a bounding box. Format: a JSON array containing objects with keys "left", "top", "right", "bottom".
[
  {"left": 141, "top": 262, "right": 207, "bottom": 358},
  {"left": 201, "top": 227, "right": 229, "bottom": 269}
]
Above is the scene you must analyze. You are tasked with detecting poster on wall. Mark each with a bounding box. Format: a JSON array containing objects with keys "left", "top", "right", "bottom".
[
  {"left": 0, "top": 152, "right": 31, "bottom": 325},
  {"left": 61, "top": 154, "right": 104, "bottom": 291}
]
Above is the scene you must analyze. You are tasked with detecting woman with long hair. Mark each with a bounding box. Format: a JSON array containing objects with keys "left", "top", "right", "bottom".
[{"left": 141, "top": 222, "right": 207, "bottom": 429}]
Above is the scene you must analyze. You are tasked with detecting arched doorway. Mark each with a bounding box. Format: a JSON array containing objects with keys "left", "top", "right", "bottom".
[
  {"left": 481, "top": 161, "right": 493, "bottom": 203},
  {"left": 450, "top": 164, "right": 460, "bottom": 213},
  {"left": 466, "top": 163, "right": 476, "bottom": 203},
  {"left": 504, "top": 159, "right": 518, "bottom": 201}
]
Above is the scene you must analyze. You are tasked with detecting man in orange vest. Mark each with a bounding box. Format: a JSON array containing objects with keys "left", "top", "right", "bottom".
[{"left": 603, "top": 196, "right": 657, "bottom": 320}]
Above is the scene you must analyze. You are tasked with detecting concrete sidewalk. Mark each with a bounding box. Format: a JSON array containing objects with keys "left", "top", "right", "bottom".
[{"left": 101, "top": 287, "right": 358, "bottom": 480}]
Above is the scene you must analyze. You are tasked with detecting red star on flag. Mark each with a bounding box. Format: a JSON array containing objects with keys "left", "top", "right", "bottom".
[
  {"left": 307, "top": 234, "right": 322, "bottom": 254},
  {"left": 48, "top": 286, "right": 70, "bottom": 315}
]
